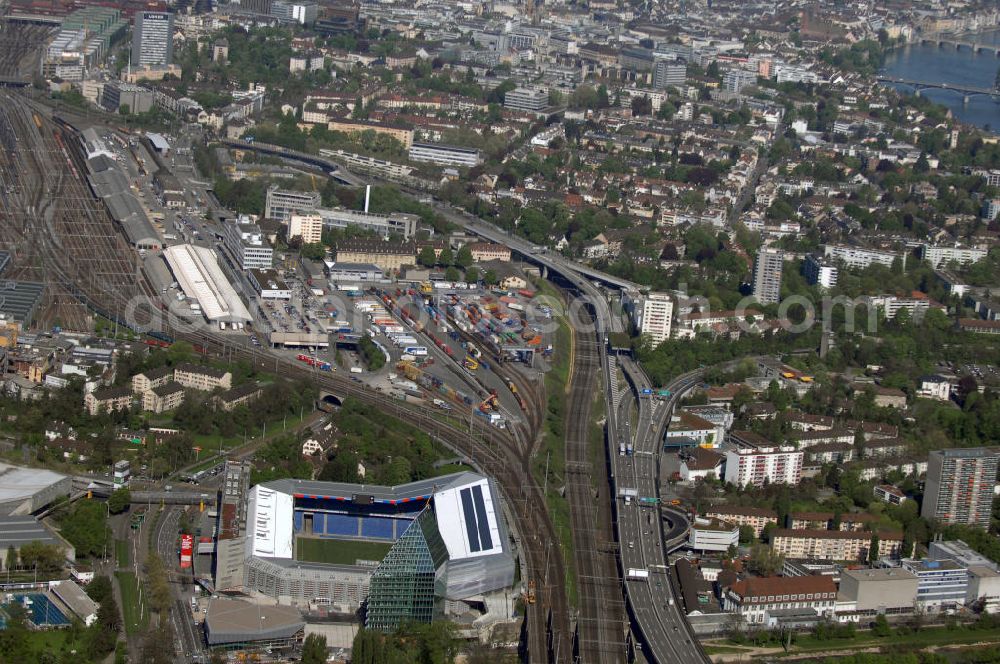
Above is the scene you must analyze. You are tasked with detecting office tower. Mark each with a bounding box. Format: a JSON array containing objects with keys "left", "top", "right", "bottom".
[
  {"left": 640, "top": 292, "right": 673, "bottom": 344},
  {"left": 132, "top": 11, "right": 174, "bottom": 67},
  {"left": 752, "top": 248, "right": 783, "bottom": 305},
  {"left": 922, "top": 448, "right": 1000, "bottom": 528},
  {"left": 653, "top": 60, "right": 686, "bottom": 89}
]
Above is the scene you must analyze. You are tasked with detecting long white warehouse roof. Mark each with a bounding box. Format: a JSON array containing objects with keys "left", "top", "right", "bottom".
[{"left": 163, "top": 244, "right": 252, "bottom": 323}]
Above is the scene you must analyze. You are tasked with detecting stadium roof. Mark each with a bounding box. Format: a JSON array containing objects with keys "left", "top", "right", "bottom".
[
  {"left": 433, "top": 476, "right": 503, "bottom": 561},
  {"left": 163, "top": 244, "right": 252, "bottom": 323},
  {"left": 205, "top": 598, "right": 304, "bottom": 646},
  {"left": 0, "top": 464, "right": 68, "bottom": 508},
  {"left": 261, "top": 472, "right": 485, "bottom": 506}
]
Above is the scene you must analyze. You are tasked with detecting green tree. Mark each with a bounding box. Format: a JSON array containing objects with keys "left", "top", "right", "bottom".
[
  {"left": 4, "top": 544, "right": 16, "bottom": 570},
  {"left": 301, "top": 633, "right": 328, "bottom": 664},
  {"left": 482, "top": 269, "right": 498, "bottom": 286},
  {"left": 438, "top": 246, "right": 453, "bottom": 266},
  {"left": 300, "top": 243, "right": 327, "bottom": 260},
  {"left": 59, "top": 500, "right": 109, "bottom": 559},
  {"left": 444, "top": 266, "right": 460, "bottom": 282},
  {"left": 868, "top": 533, "right": 880, "bottom": 564},
  {"left": 108, "top": 488, "right": 131, "bottom": 514},
  {"left": 465, "top": 266, "right": 480, "bottom": 284},
  {"left": 418, "top": 246, "right": 437, "bottom": 267},
  {"left": 455, "top": 245, "right": 473, "bottom": 268},
  {"left": 18, "top": 541, "right": 64, "bottom": 572}
]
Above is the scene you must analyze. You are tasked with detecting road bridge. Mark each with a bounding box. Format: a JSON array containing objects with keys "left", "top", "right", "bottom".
[
  {"left": 917, "top": 35, "right": 1000, "bottom": 56},
  {"left": 876, "top": 76, "right": 999, "bottom": 101},
  {"left": 221, "top": 139, "right": 365, "bottom": 185}
]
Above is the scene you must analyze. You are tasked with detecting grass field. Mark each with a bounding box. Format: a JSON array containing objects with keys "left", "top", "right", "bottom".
[
  {"left": 296, "top": 537, "right": 392, "bottom": 565},
  {"left": 115, "top": 571, "right": 147, "bottom": 635},
  {"left": 114, "top": 539, "right": 128, "bottom": 568}
]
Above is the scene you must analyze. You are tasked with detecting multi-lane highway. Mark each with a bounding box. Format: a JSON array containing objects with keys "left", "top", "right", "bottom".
[{"left": 615, "top": 359, "right": 709, "bottom": 664}]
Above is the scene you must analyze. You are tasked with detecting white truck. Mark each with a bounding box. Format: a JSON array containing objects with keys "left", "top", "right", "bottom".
[
  {"left": 618, "top": 488, "right": 638, "bottom": 505},
  {"left": 626, "top": 568, "right": 650, "bottom": 580}
]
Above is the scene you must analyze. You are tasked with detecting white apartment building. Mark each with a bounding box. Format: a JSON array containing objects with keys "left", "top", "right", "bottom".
[
  {"left": 863, "top": 295, "right": 931, "bottom": 320},
  {"left": 288, "top": 214, "right": 324, "bottom": 245},
  {"left": 639, "top": 292, "right": 673, "bottom": 345},
  {"left": 503, "top": 87, "right": 548, "bottom": 111},
  {"left": 688, "top": 519, "right": 739, "bottom": 552},
  {"left": 408, "top": 142, "right": 483, "bottom": 168},
  {"left": 222, "top": 216, "right": 273, "bottom": 270},
  {"left": 723, "top": 430, "right": 803, "bottom": 487},
  {"left": 823, "top": 243, "right": 902, "bottom": 270},
  {"left": 920, "top": 244, "right": 988, "bottom": 269},
  {"left": 803, "top": 254, "right": 838, "bottom": 289}
]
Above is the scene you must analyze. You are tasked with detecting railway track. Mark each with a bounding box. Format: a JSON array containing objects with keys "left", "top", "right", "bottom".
[
  {"left": 564, "top": 301, "right": 626, "bottom": 663},
  {"left": 3, "top": 93, "right": 572, "bottom": 663}
]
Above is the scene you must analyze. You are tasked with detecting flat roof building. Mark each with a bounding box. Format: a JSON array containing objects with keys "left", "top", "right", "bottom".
[
  {"left": 0, "top": 464, "right": 73, "bottom": 516},
  {"left": 163, "top": 244, "right": 252, "bottom": 325},
  {"left": 204, "top": 598, "right": 304, "bottom": 651},
  {"left": 0, "top": 515, "right": 75, "bottom": 566},
  {"left": 408, "top": 142, "right": 483, "bottom": 168}
]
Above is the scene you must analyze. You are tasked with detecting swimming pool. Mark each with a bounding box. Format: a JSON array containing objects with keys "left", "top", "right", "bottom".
[{"left": 0, "top": 593, "right": 70, "bottom": 627}]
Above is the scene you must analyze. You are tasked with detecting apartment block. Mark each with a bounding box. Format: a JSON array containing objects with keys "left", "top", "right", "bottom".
[
  {"left": 84, "top": 386, "right": 133, "bottom": 416},
  {"left": 639, "top": 292, "right": 673, "bottom": 345},
  {"left": 723, "top": 430, "right": 802, "bottom": 487},
  {"left": 803, "top": 254, "right": 838, "bottom": 289},
  {"left": 288, "top": 214, "right": 324, "bottom": 245},
  {"left": 752, "top": 248, "right": 783, "bottom": 305},
  {"left": 921, "top": 448, "right": 1000, "bottom": 528},
  {"left": 771, "top": 529, "right": 903, "bottom": 562},
  {"left": 408, "top": 142, "right": 483, "bottom": 168},
  {"left": 142, "top": 382, "right": 185, "bottom": 413},
  {"left": 174, "top": 363, "right": 232, "bottom": 391},
  {"left": 131, "top": 365, "right": 173, "bottom": 394},
  {"left": 503, "top": 87, "right": 548, "bottom": 112},
  {"left": 822, "top": 243, "right": 901, "bottom": 270},
  {"left": 920, "top": 244, "right": 988, "bottom": 269},
  {"left": 703, "top": 506, "right": 777, "bottom": 538}
]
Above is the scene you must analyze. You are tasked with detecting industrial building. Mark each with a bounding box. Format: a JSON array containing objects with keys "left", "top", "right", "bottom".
[
  {"left": 838, "top": 568, "right": 919, "bottom": 614},
  {"left": 264, "top": 186, "right": 321, "bottom": 222},
  {"left": 0, "top": 465, "right": 73, "bottom": 515},
  {"left": 219, "top": 471, "right": 515, "bottom": 632},
  {"left": 163, "top": 244, "right": 252, "bottom": 328}
]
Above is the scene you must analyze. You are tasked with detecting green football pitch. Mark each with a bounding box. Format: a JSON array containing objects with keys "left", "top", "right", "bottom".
[{"left": 295, "top": 537, "right": 393, "bottom": 565}]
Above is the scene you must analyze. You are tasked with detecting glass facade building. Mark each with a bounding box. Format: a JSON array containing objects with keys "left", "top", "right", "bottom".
[{"left": 365, "top": 510, "right": 448, "bottom": 632}]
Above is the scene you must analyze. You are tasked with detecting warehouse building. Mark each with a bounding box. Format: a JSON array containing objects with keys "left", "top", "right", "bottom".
[{"left": 163, "top": 244, "right": 252, "bottom": 328}]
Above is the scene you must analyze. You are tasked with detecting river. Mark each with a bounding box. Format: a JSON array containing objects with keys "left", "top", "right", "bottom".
[{"left": 882, "top": 28, "right": 1000, "bottom": 131}]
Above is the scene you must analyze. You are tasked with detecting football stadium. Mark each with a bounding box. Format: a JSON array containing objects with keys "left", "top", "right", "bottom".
[{"left": 237, "top": 471, "right": 515, "bottom": 632}]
